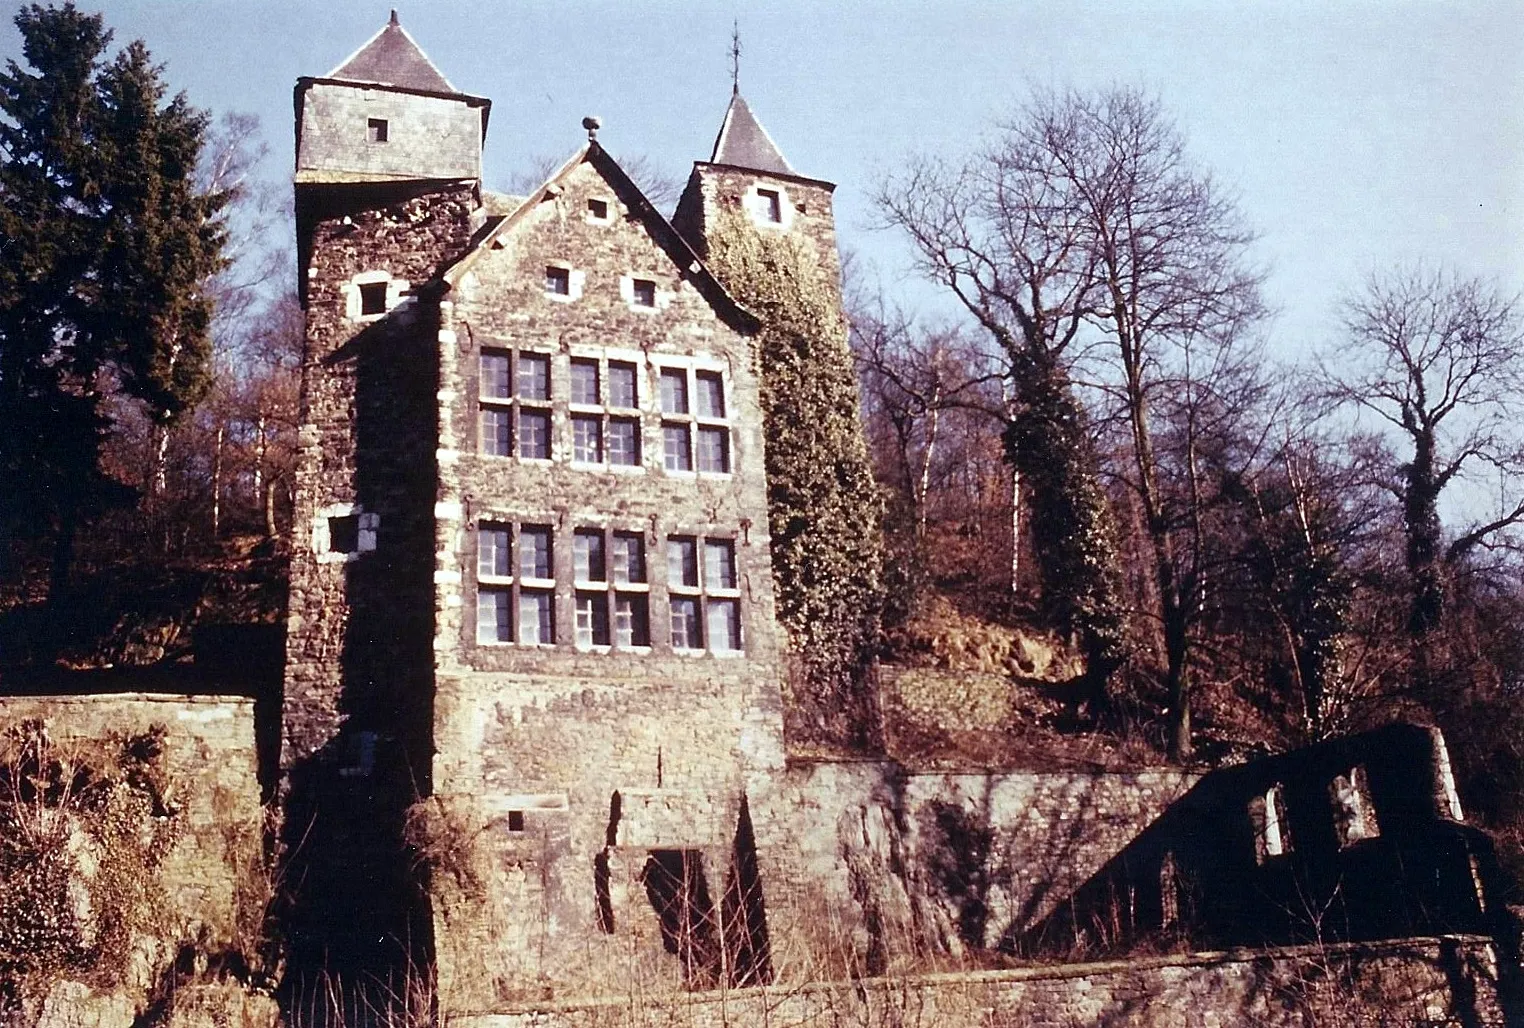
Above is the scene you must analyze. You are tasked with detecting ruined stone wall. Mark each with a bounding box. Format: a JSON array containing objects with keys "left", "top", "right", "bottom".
[
  {"left": 0, "top": 694, "right": 266, "bottom": 1020},
  {"left": 450, "top": 936, "right": 1506, "bottom": 1028},
  {"left": 429, "top": 156, "right": 788, "bottom": 1008}
]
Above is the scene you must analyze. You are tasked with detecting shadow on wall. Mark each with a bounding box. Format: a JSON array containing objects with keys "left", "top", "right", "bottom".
[
  {"left": 1016, "top": 724, "right": 1509, "bottom": 963},
  {"left": 278, "top": 289, "right": 441, "bottom": 992}
]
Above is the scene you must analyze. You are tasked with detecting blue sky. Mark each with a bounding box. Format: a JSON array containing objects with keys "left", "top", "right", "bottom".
[{"left": 4, "top": 1, "right": 1522, "bottom": 357}]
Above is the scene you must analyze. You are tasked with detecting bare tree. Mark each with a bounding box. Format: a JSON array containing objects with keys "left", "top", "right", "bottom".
[
  {"left": 877, "top": 115, "right": 1130, "bottom": 705},
  {"left": 1323, "top": 265, "right": 1524, "bottom": 675}
]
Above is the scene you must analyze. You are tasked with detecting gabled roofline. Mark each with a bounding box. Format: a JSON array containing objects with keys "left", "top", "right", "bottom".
[
  {"left": 443, "top": 142, "right": 758, "bottom": 333},
  {"left": 711, "top": 93, "right": 795, "bottom": 175},
  {"left": 691, "top": 160, "right": 836, "bottom": 193},
  {"left": 324, "top": 16, "right": 459, "bottom": 92}
]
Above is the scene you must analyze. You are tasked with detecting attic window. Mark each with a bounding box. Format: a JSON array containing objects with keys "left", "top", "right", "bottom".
[
  {"left": 358, "top": 281, "right": 388, "bottom": 316},
  {"left": 632, "top": 279, "right": 656, "bottom": 307},
  {"left": 757, "top": 188, "right": 782, "bottom": 223},
  {"left": 367, "top": 118, "right": 389, "bottom": 143},
  {"left": 588, "top": 198, "right": 609, "bottom": 220},
  {"left": 546, "top": 266, "right": 571, "bottom": 296}
]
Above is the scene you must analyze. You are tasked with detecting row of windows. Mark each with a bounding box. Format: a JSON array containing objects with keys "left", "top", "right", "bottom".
[
  {"left": 475, "top": 522, "right": 742, "bottom": 653},
  {"left": 478, "top": 352, "right": 732, "bottom": 473},
  {"left": 546, "top": 264, "right": 656, "bottom": 307}
]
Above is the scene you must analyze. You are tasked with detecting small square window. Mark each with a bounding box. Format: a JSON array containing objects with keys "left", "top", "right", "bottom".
[
  {"left": 588, "top": 198, "right": 609, "bottom": 219},
  {"left": 608, "top": 362, "right": 637, "bottom": 408},
  {"left": 757, "top": 188, "right": 782, "bottom": 223},
  {"left": 328, "top": 514, "right": 360, "bottom": 554},
  {"left": 662, "top": 424, "right": 692, "bottom": 471},
  {"left": 519, "top": 410, "right": 551, "bottom": 459},
  {"left": 632, "top": 279, "right": 656, "bottom": 307},
  {"left": 507, "top": 810, "right": 525, "bottom": 832},
  {"left": 571, "top": 359, "right": 600, "bottom": 405},
  {"left": 358, "top": 281, "right": 388, "bottom": 316},
  {"left": 367, "top": 117, "right": 389, "bottom": 143},
  {"left": 546, "top": 266, "right": 571, "bottom": 295},
  {"left": 518, "top": 354, "right": 551, "bottom": 400},
  {"left": 660, "top": 370, "right": 689, "bottom": 414}
]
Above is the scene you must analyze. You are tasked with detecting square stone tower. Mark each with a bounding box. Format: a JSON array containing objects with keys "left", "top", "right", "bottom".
[{"left": 282, "top": 13, "right": 825, "bottom": 1001}]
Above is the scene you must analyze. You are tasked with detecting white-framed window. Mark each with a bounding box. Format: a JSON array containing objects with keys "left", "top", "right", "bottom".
[
  {"left": 479, "top": 348, "right": 554, "bottom": 461},
  {"left": 666, "top": 533, "right": 742, "bottom": 653},
  {"left": 569, "top": 355, "right": 642, "bottom": 470},
  {"left": 656, "top": 365, "right": 731, "bottom": 475},
  {"left": 313, "top": 503, "right": 378, "bottom": 563},
  {"left": 573, "top": 527, "right": 650, "bottom": 650},
  {"left": 477, "top": 520, "right": 557, "bottom": 646},
  {"left": 544, "top": 263, "right": 586, "bottom": 303},
  {"left": 343, "top": 270, "right": 410, "bottom": 323},
  {"left": 745, "top": 182, "right": 793, "bottom": 230},
  {"left": 585, "top": 196, "right": 614, "bottom": 224},
  {"left": 619, "top": 273, "right": 671, "bottom": 312}
]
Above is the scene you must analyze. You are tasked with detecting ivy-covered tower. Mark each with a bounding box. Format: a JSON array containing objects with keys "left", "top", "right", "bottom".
[{"left": 282, "top": 11, "right": 490, "bottom": 972}]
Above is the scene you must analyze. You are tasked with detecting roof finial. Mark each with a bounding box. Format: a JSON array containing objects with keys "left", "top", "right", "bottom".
[
  {"left": 582, "top": 115, "right": 601, "bottom": 142},
  {"left": 729, "top": 21, "right": 742, "bottom": 95},
  {"left": 389, "top": 9, "right": 399, "bottom": 25}
]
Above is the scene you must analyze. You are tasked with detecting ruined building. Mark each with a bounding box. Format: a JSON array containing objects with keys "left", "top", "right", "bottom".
[{"left": 275, "top": 14, "right": 1513, "bottom": 1023}]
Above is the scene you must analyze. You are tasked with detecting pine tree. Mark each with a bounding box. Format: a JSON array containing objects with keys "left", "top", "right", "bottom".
[{"left": 0, "top": 4, "right": 226, "bottom": 596}]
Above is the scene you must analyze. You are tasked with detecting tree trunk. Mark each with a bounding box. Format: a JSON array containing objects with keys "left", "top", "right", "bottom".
[
  {"left": 1010, "top": 465, "right": 1021, "bottom": 593},
  {"left": 211, "top": 423, "right": 223, "bottom": 540}
]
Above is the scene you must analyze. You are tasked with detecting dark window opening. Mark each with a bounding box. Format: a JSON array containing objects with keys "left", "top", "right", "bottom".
[
  {"left": 328, "top": 514, "right": 359, "bottom": 554},
  {"left": 757, "top": 188, "right": 782, "bottom": 223},
  {"left": 507, "top": 810, "right": 525, "bottom": 832},
  {"left": 721, "top": 796, "right": 773, "bottom": 986},
  {"left": 358, "top": 281, "right": 388, "bottom": 316},
  {"left": 588, "top": 198, "right": 609, "bottom": 219},
  {"left": 642, "top": 850, "right": 719, "bottom": 984},
  {"left": 546, "top": 266, "right": 571, "bottom": 295},
  {"left": 632, "top": 278, "right": 656, "bottom": 307},
  {"left": 367, "top": 117, "right": 388, "bottom": 143}
]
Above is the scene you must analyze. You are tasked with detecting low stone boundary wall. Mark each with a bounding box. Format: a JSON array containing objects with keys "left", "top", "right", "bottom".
[{"left": 451, "top": 935, "right": 1505, "bottom": 1027}]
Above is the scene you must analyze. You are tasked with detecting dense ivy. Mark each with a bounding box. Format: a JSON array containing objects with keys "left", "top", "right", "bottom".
[
  {"left": 1005, "top": 350, "right": 1128, "bottom": 696},
  {"left": 706, "top": 211, "right": 885, "bottom": 748}
]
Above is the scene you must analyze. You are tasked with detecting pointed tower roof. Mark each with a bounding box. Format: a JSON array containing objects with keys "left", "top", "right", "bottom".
[
  {"left": 709, "top": 91, "right": 794, "bottom": 176},
  {"left": 327, "top": 10, "right": 458, "bottom": 94}
]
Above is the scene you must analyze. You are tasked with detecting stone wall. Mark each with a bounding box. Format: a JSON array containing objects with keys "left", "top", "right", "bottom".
[
  {"left": 0, "top": 693, "right": 266, "bottom": 1020},
  {"left": 450, "top": 936, "right": 1506, "bottom": 1028},
  {"left": 296, "top": 81, "right": 484, "bottom": 182}
]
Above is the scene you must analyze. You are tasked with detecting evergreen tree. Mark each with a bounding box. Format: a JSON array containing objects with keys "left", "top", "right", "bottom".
[
  {"left": 706, "top": 211, "right": 885, "bottom": 750},
  {"left": 0, "top": 4, "right": 226, "bottom": 596}
]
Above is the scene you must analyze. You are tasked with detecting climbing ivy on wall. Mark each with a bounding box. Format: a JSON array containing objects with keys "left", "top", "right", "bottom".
[{"left": 705, "top": 211, "right": 885, "bottom": 749}]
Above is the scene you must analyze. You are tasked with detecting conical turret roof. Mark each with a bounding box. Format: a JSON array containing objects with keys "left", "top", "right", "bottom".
[
  {"left": 709, "top": 91, "right": 794, "bottom": 176},
  {"left": 327, "top": 11, "right": 457, "bottom": 93}
]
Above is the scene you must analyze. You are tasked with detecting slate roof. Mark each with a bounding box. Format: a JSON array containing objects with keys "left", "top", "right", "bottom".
[
  {"left": 327, "top": 11, "right": 458, "bottom": 94},
  {"left": 709, "top": 91, "right": 794, "bottom": 176}
]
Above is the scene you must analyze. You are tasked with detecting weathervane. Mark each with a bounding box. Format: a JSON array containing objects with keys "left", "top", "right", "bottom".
[{"left": 729, "top": 21, "right": 742, "bottom": 95}]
